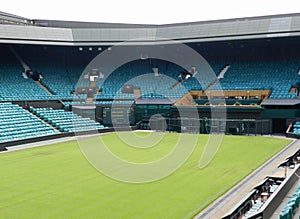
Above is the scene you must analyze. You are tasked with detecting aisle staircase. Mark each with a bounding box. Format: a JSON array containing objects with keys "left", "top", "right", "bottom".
[{"left": 36, "top": 81, "right": 54, "bottom": 95}]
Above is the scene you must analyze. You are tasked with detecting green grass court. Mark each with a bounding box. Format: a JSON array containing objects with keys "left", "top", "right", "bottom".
[{"left": 0, "top": 132, "right": 291, "bottom": 219}]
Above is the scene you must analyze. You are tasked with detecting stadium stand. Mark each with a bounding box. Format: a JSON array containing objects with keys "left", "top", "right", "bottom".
[
  {"left": 0, "top": 102, "right": 58, "bottom": 143},
  {"left": 2, "top": 43, "right": 300, "bottom": 105},
  {"left": 222, "top": 147, "right": 300, "bottom": 219},
  {"left": 15, "top": 46, "right": 91, "bottom": 100},
  {"left": 244, "top": 180, "right": 281, "bottom": 218},
  {"left": 210, "top": 60, "right": 300, "bottom": 99},
  {"left": 292, "top": 122, "right": 300, "bottom": 135},
  {"left": 29, "top": 107, "right": 105, "bottom": 132},
  {"left": 94, "top": 59, "right": 189, "bottom": 100},
  {"left": 285, "top": 121, "right": 300, "bottom": 138},
  {"left": 2, "top": 11, "right": 300, "bottom": 219},
  {"left": 279, "top": 185, "right": 300, "bottom": 219},
  {"left": 1, "top": 14, "right": 300, "bottom": 141},
  {"left": 0, "top": 46, "right": 53, "bottom": 101}
]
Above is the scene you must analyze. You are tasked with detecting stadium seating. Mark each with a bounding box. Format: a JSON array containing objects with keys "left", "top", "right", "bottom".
[
  {"left": 291, "top": 122, "right": 300, "bottom": 135},
  {"left": 280, "top": 185, "right": 300, "bottom": 219},
  {"left": 24, "top": 62, "right": 84, "bottom": 100},
  {"left": 13, "top": 46, "right": 96, "bottom": 100},
  {"left": 1, "top": 45, "right": 300, "bottom": 103},
  {"left": 0, "top": 46, "right": 53, "bottom": 101},
  {"left": 243, "top": 201, "right": 264, "bottom": 218},
  {"left": 24, "top": 57, "right": 300, "bottom": 101},
  {"left": 0, "top": 102, "right": 59, "bottom": 143},
  {"left": 30, "top": 107, "right": 105, "bottom": 132},
  {"left": 0, "top": 73, "right": 53, "bottom": 101},
  {"left": 210, "top": 60, "right": 300, "bottom": 99},
  {"left": 93, "top": 59, "right": 225, "bottom": 100},
  {"left": 94, "top": 59, "right": 186, "bottom": 99}
]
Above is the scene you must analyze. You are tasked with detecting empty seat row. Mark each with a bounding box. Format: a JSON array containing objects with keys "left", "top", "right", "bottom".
[
  {"left": 30, "top": 107, "right": 105, "bottom": 133},
  {"left": 242, "top": 201, "right": 263, "bottom": 218},
  {"left": 280, "top": 186, "right": 300, "bottom": 219},
  {"left": 0, "top": 102, "right": 59, "bottom": 143},
  {"left": 210, "top": 60, "right": 300, "bottom": 99}
]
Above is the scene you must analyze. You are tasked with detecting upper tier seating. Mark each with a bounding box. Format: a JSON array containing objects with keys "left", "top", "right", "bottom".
[
  {"left": 0, "top": 72, "right": 52, "bottom": 101},
  {"left": 210, "top": 60, "right": 300, "bottom": 99},
  {"left": 34, "top": 64, "right": 87, "bottom": 100},
  {"left": 0, "top": 45, "right": 299, "bottom": 102},
  {"left": 30, "top": 107, "right": 105, "bottom": 132},
  {"left": 94, "top": 59, "right": 222, "bottom": 100},
  {"left": 0, "top": 47, "right": 52, "bottom": 101},
  {"left": 95, "top": 60, "right": 186, "bottom": 99},
  {"left": 0, "top": 102, "right": 59, "bottom": 143},
  {"left": 16, "top": 46, "right": 96, "bottom": 101},
  {"left": 21, "top": 58, "right": 85, "bottom": 100}
]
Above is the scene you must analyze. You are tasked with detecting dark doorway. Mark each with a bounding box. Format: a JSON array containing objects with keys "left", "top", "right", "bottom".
[{"left": 272, "top": 119, "right": 286, "bottom": 133}]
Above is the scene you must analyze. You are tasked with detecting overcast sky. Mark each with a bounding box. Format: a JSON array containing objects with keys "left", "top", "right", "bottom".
[{"left": 2, "top": 0, "right": 300, "bottom": 24}]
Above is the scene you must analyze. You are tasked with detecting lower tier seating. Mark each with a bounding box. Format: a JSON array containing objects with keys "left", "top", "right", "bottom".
[
  {"left": 280, "top": 185, "right": 300, "bottom": 219},
  {"left": 0, "top": 102, "right": 59, "bottom": 143},
  {"left": 30, "top": 107, "right": 105, "bottom": 133}
]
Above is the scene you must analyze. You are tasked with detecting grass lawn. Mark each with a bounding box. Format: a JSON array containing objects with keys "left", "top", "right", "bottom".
[{"left": 0, "top": 132, "right": 291, "bottom": 219}]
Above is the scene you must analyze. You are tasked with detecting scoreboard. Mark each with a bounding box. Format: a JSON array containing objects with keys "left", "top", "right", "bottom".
[{"left": 101, "top": 105, "right": 135, "bottom": 126}]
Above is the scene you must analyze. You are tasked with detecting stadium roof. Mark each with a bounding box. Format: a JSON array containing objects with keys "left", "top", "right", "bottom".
[
  {"left": 33, "top": 13, "right": 300, "bottom": 29},
  {"left": 1, "top": 12, "right": 300, "bottom": 45},
  {"left": 0, "top": 11, "right": 33, "bottom": 26}
]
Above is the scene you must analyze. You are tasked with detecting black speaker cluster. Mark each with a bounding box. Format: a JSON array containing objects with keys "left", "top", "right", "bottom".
[{"left": 25, "top": 70, "right": 41, "bottom": 81}]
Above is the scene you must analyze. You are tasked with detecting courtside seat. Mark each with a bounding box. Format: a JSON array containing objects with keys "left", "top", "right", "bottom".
[
  {"left": 280, "top": 185, "right": 300, "bottom": 219},
  {"left": 243, "top": 201, "right": 263, "bottom": 218}
]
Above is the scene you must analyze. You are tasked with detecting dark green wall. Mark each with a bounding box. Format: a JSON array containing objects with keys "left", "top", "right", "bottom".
[{"left": 262, "top": 109, "right": 300, "bottom": 119}]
